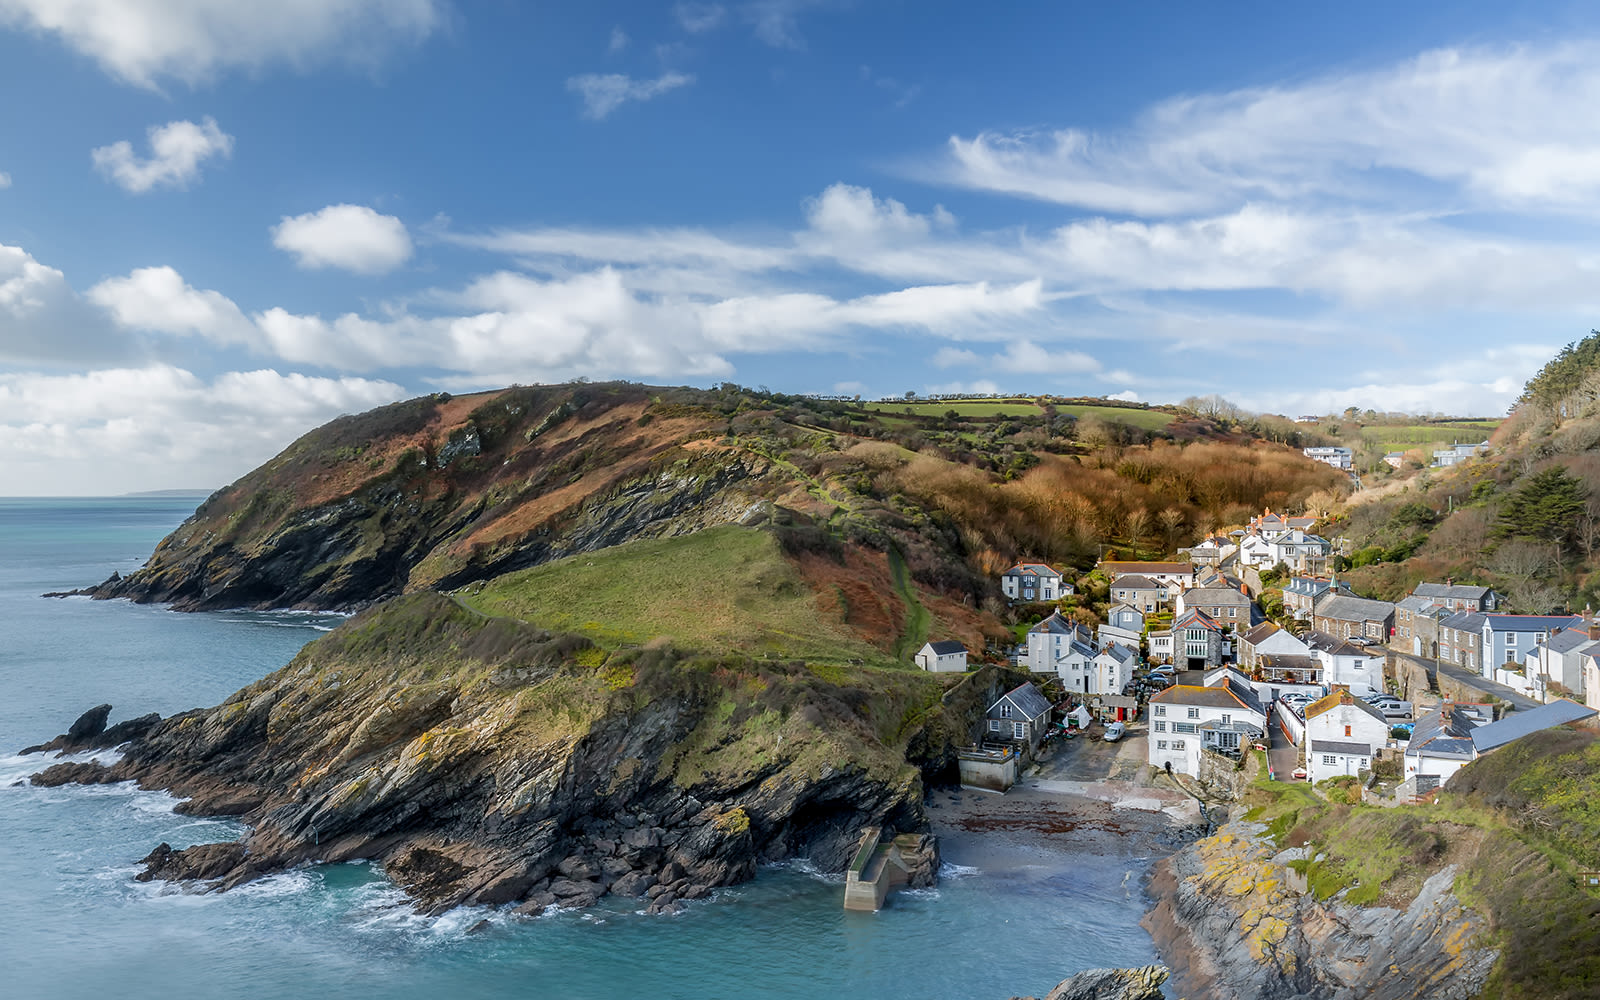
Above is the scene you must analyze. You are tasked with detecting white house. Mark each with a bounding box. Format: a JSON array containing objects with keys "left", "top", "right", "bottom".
[
  {"left": 1430, "top": 441, "right": 1489, "bottom": 468},
  {"left": 1239, "top": 527, "right": 1331, "bottom": 573},
  {"left": 1404, "top": 702, "right": 1493, "bottom": 786},
  {"left": 1147, "top": 676, "right": 1267, "bottom": 778},
  {"left": 1303, "top": 446, "right": 1353, "bottom": 469},
  {"left": 914, "top": 640, "right": 968, "bottom": 673},
  {"left": 1092, "top": 643, "right": 1139, "bottom": 697},
  {"left": 1000, "top": 562, "right": 1068, "bottom": 602},
  {"left": 1237, "top": 622, "right": 1310, "bottom": 669},
  {"left": 1516, "top": 622, "right": 1599, "bottom": 697},
  {"left": 1025, "top": 610, "right": 1095, "bottom": 674},
  {"left": 1304, "top": 631, "right": 1384, "bottom": 696},
  {"left": 1304, "top": 688, "right": 1391, "bottom": 784},
  {"left": 1098, "top": 602, "right": 1144, "bottom": 649}
]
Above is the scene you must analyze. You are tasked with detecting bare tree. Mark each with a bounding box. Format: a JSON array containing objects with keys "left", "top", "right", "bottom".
[
  {"left": 1159, "top": 507, "right": 1186, "bottom": 551},
  {"left": 1124, "top": 507, "right": 1152, "bottom": 548}
]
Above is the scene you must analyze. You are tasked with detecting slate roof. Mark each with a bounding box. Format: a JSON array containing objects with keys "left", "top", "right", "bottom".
[
  {"left": 1544, "top": 628, "right": 1597, "bottom": 654},
  {"left": 1440, "top": 611, "right": 1487, "bottom": 633},
  {"left": 1305, "top": 688, "right": 1386, "bottom": 723},
  {"left": 1414, "top": 583, "right": 1493, "bottom": 602},
  {"left": 1106, "top": 601, "right": 1143, "bottom": 617},
  {"left": 1150, "top": 679, "right": 1264, "bottom": 716},
  {"left": 1303, "top": 631, "right": 1372, "bottom": 657},
  {"left": 923, "top": 640, "right": 967, "bottom": 655},
  {"left": 1472, "top": 699, "right": 1598, "bottom": 753},
  {"left": 1315, "top": 594, "right": 1396, "bottom": 623},
  {"left": 1111, "top": 574, "right": 1163, "bottom": 590},
  {"left": 1311, "top": 739, "right": 1375, "bottom": 756},
  {"left": 1029, "top": 611, "right": 1085, "bottom": 635},
  {"left": 1241, "top": 622, "right": 1281, "bottom": 645},
  {"left": 1257, "top": 653, "right": 1320, "bottom": 673},
  {"left": 1004, "top": 562, "right": 1062, "bottom": 578},
  {"left": 1408, "top": 703, "right": 1487, "bottom": 761},
  {"left": 1396, "top": 595, "right": 1440, "bottom": 613},
  {"left": 1483, "top": 614, "right": 1585, "bottom": 633},
  {"left": 992, "top": 683, "right": 1053, "bottom": 721},
  {"left": 1185, "top": 586, "right": 1253, "bottom": 607},
  {"left": 1097, "top": 643, "right": 1138, "bottom": 664},
  {"left": 1173, "top": 608, "right": 1223, "bottom": 632}
]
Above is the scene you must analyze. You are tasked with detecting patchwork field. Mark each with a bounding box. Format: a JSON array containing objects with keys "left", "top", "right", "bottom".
[
  {"left": 1357, "top": 421, "right": 1502, "bottom": 454},
  {"left": 861, "top": 399, "right": 1174, "bottom": 430}
]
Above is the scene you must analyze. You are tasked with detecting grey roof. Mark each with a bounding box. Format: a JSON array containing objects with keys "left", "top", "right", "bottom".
[
  {"left": 1258, "top": 653, "right": 1320, "bottom": 672},
  {"left": 1544, "top": 628, "right": 1597, "bottom": 654},
  {"left": 1004, "top": 562, "right": 1062, "bottom": 578},
  {"left": 1303, "top": 630, "right": 1373, "bottom": 657},
  {"left": 1151, "top": 678, "right": 1264, "bottom": 716},
  {"left": 1315, "top": 594, "right": 1396, "bottom": 623},
  {"left": 1408, "top": 703, "right": 1485, "bottom": 761},
  {"left": 1286, "top": 577, "right": 1334, "bottom": 596},
  {"left": 1241, "top": 622, "right": 1281, "bottom": 644},
  {"left": 1029, "top": 611, "right": 1085, "bottom": 635},
  {"left": 1097, "top": 643, "right": 1138, "bottom": 664},
  {"left": 1440, "top": 611, "right": 1487, "bottom": 632},
  {"left": 992, "top": 683, "right": 1053, "bottom": 721},
  {"left": 1414, "top": 583, "right": 1493, "bottom": 602},
  {"left": 1483, "top": 614, "right": 1585, "bottom": 633},
  {"left": 1111, "top": 574, "right": 1163, "bottom": 590},
  {"left": 924, "top": 640, "right": 967, "bottom": 655},
  {"left": 1472, "top": 699, "right": 1598, "bottom": 753},
  {"left": 1311, "top": 739, "right": 1375, "bottom": 756},
  {"left": 1396, "top": 595, "right": 1441, "bottom": 613},
  {"left": 1185, "top": 586, "right": 1253, "bottom": 607},
  {"left": 1065, "top": 639, "right": 1097, "bottom": 659}
]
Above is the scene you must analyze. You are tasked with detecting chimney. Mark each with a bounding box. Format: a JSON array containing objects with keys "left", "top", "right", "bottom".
[{"left": 1588, "top": 610, "right": 1600, "bottom": 642}]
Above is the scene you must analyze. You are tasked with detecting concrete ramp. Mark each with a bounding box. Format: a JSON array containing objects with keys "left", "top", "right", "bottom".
[{"left": 842, "top": 827, "right": 927, "bottom": 911}]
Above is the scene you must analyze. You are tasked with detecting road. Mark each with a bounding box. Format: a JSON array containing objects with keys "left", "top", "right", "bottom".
[
  {"left": 1264, "top": 704, "right": 1301, "bottom": 780},
  {"left": 1391, "top": 650, "right": 1542, "bottom": 713}
]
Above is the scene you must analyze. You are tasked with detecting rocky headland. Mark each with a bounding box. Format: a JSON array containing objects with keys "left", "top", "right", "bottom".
[
  {"left": 23, "top": 592, "right": 1038, "bottom": 914},
  {"left": 1144, "top": 822, "right": 1498, "bottom": 999}
]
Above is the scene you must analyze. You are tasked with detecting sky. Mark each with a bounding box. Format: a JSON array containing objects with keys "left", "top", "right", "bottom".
[{"left": 5, "top": 1, "right": 1600, "bottom": 493}]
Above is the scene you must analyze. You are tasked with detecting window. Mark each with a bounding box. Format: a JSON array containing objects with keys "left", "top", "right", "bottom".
[
  {"left": 1173, "top": 722, "right": 1198, "bottom": 734},
  {"left": 1322, "top": 755, "right": 1338, "bottom": 766},
  {"left": 1000, "top": 704, "right": 1013, "bottom": 719},
  {"left": 1172, "top": 740, "right": 1186, "bottom": 750},
  {"left": 1344, "top": 725, "right": 1352, "bottom": 737},
  {"left": 1154, "top": 721, "right": 1167, "bottom": 732},
  {"left": 1187, "top": 707, "right": 1200, "bottom": 719},
  {"left": 1013, "top": 722, "right": 1026, "bottom": 740},
  {"left": 1221, "top": 713, "right": 1231, "bottom": 726},
  {"left": 1157, "top": 740, "right": 1168, "bottom": 750},
  {"left": 988, "top": 720, "right": 1000, "bottom": 732},
  {"left": 1506, "top": 633, "right": 1517, "bottom": 645},
  {"left": 1154, "top": 705, "right": 1166, "bottom": 716},
  {"left": 1360, "top": 758, "right": 1369, "bottom": 768}
]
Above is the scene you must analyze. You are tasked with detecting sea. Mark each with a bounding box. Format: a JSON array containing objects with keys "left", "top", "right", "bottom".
[{"left": 0, "top": 497, "right": 1162, "bottom": 1000}]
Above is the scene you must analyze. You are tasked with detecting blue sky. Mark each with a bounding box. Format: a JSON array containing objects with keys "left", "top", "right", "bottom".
[{"left": 4, "top": 1, "right": 1600, "bottom": 492}]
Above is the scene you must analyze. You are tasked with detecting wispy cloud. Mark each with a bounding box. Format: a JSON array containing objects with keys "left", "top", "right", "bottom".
[
  {"left": 674, "top": 3, "right": 726, "bottom": 33},
  {"left": 566, "top": 71, "right": 695, "bottom": 120},
  {"left": 608, "top": 27, "right": 629, "bottom": 53},
  {"left": 941, "top": 42, "right": 1600, "bottom": 218},
  {"left": 91, "top": 117, "right": 233, "bottom": 193},
  {"left": 0, "top": 0, "right": 442, "bottom": 88}
]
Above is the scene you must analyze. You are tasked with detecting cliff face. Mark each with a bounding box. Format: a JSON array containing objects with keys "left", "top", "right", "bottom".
[
  {"left": 28, "top": 592, "right": 1014, "bottom": 914},
  {"left": 1144, "top": 824, "right": 1496, "bottom": 1000}
]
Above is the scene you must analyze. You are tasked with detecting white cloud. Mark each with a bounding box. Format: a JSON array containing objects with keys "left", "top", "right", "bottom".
[
  {"left": 91, "top": 117, "right": 233, "bottom": 193},
  {"left": 932, "top": 347, "right": 980, "bottom": 369},
  {"left": 0, "top": 171, "right": 10, "bottom": 188},
  {"left": 1106, "top": 390, "right": 1140, "bottom": 402},
  {"left": 744, "top": 0, "right": 825, "bottom": 49},
  {"left": 0, "top": 242, "right": 125, "bottom": 364},
  {"left": 0, "top": 365, "right": 406, "bottom": 494},
  {"left": 566, "top": 72, "right": 694, "bottom": 120},
  {"left": 88, "top": 266, "right": 253, "bottom": 342},
  {"left": 608, "top": 26, "right": 629, "bottom": 53},
  {"left": 0, "top": 0, "right": 442, "bottom": 88},
  {"left": 941, "top": 42, "right": 1600, "bottom": 217},
  {"left": 989, "top": 340, "right": 1101, "bottom": 375},
  {"left": 271, "top": 204, "right": 414, "bottom": 275},
  {"left": 674, "top": 3, "right": 725, "bottom": 33}
]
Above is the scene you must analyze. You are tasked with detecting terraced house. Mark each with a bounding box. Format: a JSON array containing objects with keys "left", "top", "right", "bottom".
[
  {"left": 1480, "top": 614, "right": 1585, "bottom": 677},
  {"left": 1311, "top": 594, "right": 1395, "bottom": 642},
  {"left": 1110, "top": 573, "right": 1169, "bottom": 614},
  {"left": 1438, "top": 612, "right": 1486, "bottom": 673},
  {"left": 1147, "top": 675, "right": 1267, "bottom": 778},
  {"left": 1177, "top": 584, "right": 1255, "bottom": 626}
]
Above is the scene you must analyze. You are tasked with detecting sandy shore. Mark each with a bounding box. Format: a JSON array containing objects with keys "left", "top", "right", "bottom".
[{"left": 926, "top": 779, "right": 1203, "bottom": 871}]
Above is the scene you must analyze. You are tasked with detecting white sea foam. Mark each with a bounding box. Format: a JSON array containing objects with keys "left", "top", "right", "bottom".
[
  {"left": 938, "top": 861, "right": 982, "bottom": 879},
  {"left": 765, "top": 857, "right": 846, "bottom": 884}
]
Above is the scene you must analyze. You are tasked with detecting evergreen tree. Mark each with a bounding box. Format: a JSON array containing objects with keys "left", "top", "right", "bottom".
[{"left": 1496, "top": 466, "right": 1588, "bottom": 549}]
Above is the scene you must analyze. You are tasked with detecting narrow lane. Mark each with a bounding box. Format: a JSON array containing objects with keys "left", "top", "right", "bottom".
[{"left": 1392, "top": 650, "right": 1542, "bottom": 712}]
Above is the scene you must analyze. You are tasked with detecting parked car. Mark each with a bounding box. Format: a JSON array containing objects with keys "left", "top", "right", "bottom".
[{"left": 1103, "top": 721, "right": 1127, "bottom": 742}]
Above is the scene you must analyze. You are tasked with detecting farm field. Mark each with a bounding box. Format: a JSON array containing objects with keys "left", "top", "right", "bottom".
[
  {"left": 1357, "top": 421, "right": 1501, "bottom": 453},
  {"left": 860, "top": 399, "right": 1174, "bottom": 430}
]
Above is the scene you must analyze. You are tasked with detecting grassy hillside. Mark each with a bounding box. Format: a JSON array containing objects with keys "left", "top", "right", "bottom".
[
  {"left": 458, "top": 525, "right": 901, "bottom": 667},
  {"left": 861, "top": 397, "right": 1176, "bottom": 431},
  {"left": 1244, "top": 727, "right": 1600, "bottom": 1000}
]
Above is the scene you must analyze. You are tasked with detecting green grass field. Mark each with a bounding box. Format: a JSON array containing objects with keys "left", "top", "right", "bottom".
[
  {"left": 1358, "top": 422, "right": 1501, "bottom": 454},
  {"left": 860, "top": 399, "right": 1174, "bottom": 430},
  {"left": 457, "top": 525, "right": 896, "bottom": 666}
]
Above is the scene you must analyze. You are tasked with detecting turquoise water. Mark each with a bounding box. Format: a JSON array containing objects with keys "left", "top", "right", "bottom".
[{"left": 0, "top": 498, "right": 1162, "bottom": 999}]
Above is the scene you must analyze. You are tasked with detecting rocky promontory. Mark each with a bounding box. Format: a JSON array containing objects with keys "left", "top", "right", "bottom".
[
  {"left": 25, "top": 591, "right": 1025, "bottom": 914},
  {"left": 1144, "top": 823, "right": 1497, "bottom": 999}
]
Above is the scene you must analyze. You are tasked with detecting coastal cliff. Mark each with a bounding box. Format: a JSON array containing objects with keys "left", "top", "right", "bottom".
[
  {"left": 1144, "top": 823, "right": 1496, "bottom": 999},
  {"left": 26, "top": 590, "right": 1024, "bottom": 913}
]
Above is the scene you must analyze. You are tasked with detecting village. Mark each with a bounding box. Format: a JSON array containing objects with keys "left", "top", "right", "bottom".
[{"left": 909, "top": 507, "right": 1600, "bottom": 815}]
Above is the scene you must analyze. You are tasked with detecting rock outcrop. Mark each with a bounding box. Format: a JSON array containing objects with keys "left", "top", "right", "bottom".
[
  {"left": 1144, "top": 823, "right": 1497, "bottom": 999},
  {"left": 26, "top": 593, "right": 1004, "bottom": 915},
  {"left": 1007, "top": 965, "right": 1169, "bottom": 1000}
]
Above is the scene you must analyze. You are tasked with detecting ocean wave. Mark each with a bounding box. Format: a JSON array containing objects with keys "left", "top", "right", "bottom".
[
  {"left": 0, "top": 748, "right": 124, "bottom": 786},
  {"left": 233, "top": 869, "right": 318, "bottom": 899},
  {"left": 763, "top": 857, "right": 846, "bottom": 884},
  {"left": 938, "top": 861, "right": 982, "bottom": 879}
]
